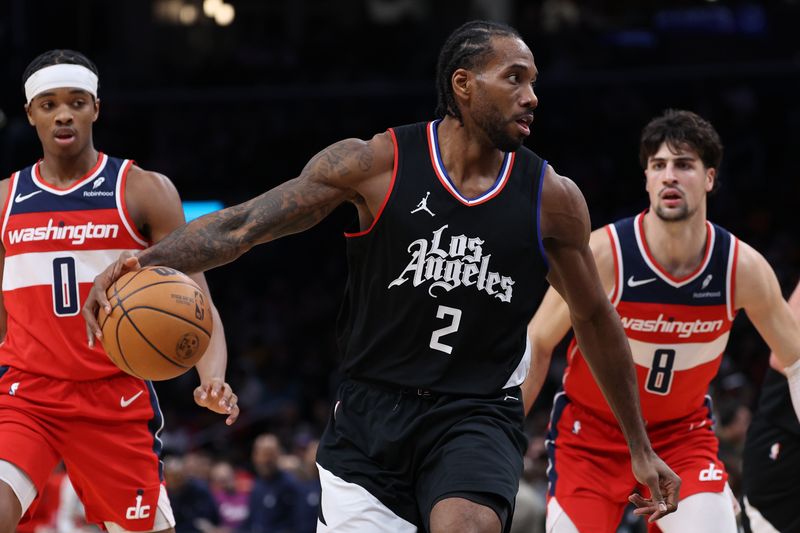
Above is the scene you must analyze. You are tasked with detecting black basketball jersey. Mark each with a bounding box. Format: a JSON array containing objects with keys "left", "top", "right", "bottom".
[
  {"left": 755, "top": 367, "right": 800, "bottom": 436},
  {"left": 336, "top": 121, "right": 549, "bottom": 395}
]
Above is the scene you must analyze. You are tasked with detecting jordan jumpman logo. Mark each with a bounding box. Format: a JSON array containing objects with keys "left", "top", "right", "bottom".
[{"left": 410, "top": 191, "right": 435, "bottom": 217}]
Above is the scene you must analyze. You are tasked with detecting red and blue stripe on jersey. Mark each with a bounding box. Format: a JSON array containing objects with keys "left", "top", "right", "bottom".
[
  {"left": 0, "top": 153, "right": 148, "bottom": 380},
  {"left": 563, "top": 211, "right": 739, "bottom": 424}
]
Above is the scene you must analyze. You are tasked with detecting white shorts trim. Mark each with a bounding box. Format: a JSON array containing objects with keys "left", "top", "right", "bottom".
[
  {"left": 743, "top": 496, "right": 780, "bottom": 533},
  {"left": 545, "top": 497, "right": 579, "bottom": 533},
  {"left": 0, "top": 459, "right": 37, "bottom": 515},
  {"left": 104, "top": 484, "right": 175, "bottom": 533},
  {"left": 317, "top": 463, "right": 417, "bottom": 532}
]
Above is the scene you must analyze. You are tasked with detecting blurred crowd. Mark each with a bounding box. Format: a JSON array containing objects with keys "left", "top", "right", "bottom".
[{"left": 18, "top": 433, "right": 321, "bottom": 533}]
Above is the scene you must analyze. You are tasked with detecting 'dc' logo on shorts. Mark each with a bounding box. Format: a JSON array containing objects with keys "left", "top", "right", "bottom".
[{"left": 125, "top": 489, "right": 151, "bottom": 520}]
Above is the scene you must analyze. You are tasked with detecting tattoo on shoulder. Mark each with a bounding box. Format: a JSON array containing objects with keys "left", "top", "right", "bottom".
[
  {"left": 304, "top": 139, "right": 373, "bottom": 181},
  {"left": 141, "top": 139, "right": 377, "bottom": 274},
  {"left": 358, "top": 143, "right": 374, "bottom": 172}
]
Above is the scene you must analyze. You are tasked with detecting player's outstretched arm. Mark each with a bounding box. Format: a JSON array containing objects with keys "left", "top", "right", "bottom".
[
  {"left": 539, "top": 165, "right": 680, "bottom": 521},
  {"left": 139, "top": 135, "right": 390, "bottom": 274},
  {"left": 82, "top": 134, "right": 393, "bottom": 342},
  {"left": 735, "top": 241, "right": 800, "bottom": 421}
]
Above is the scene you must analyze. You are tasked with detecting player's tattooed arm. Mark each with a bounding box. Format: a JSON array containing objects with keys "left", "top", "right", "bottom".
[
  {"left": 83, "top": 133, "right": 393, "bottom": 335},
  {"left": 137, "top": 134, "right": 391, "bottom": 274}
]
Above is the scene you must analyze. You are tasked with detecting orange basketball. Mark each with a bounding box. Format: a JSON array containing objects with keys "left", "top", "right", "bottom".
[{"left": 98, "top": 266, "right": 213, "bottom": 380}]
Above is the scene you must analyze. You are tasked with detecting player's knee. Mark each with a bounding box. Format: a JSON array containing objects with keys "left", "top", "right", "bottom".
[
  {"left": 0, "top": 481, "right": 23, "bottom": 533},
  {"left": 430, "top": 497, "right": 502, "bottom": 533}
]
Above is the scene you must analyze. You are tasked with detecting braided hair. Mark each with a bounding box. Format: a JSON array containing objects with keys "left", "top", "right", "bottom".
[
  {"left": 22, "top": 49, "right": 99, "bottom": 98},
  {"left": 435, "top": 20, "right": 521, "bottom": 122}
]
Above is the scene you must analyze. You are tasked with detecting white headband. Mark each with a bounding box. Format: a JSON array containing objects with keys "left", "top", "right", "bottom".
[{"left": 24, "top": 64, "right": 98, "bottom": 103}]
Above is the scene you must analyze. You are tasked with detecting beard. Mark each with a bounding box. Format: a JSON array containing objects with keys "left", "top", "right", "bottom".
[
  {"left": 654, "top": 202, "right": 692, "bottom": 222},
  {"left": 473, "top": 104, "right": 524, "bottom": 152}
]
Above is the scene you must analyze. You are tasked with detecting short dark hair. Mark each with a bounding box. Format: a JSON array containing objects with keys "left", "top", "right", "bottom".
[
  {"left": 639, "top": 109, "right": 724, "bottom": 191},
  {"left": 435, "top": 20, "right": 522, "bottom": 122},
  {"left": 22, "top": 49, "right": 99, "bottom": 98}
]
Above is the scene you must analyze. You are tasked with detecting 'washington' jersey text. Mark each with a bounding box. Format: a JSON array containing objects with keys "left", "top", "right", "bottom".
[
  {"left": 0, "top": 154, "right": 148, "bottom": 379},
  {"left": 563, "top": 212, "right": 738, "bottom": 423}
]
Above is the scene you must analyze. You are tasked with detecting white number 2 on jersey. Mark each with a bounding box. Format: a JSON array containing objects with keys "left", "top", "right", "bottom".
[{"left": 429, "top": 305, "right": 462, "bottom": 355}]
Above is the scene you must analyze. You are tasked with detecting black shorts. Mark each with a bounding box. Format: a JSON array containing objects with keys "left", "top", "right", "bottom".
[
  {"left": 316, "top": 379, "right": 528, "bottom": 532},
  {"left": 742, "top": 417, "right": 800, "bottom": 533}
]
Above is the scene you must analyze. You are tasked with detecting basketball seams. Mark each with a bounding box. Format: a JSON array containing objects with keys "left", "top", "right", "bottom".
[
  {"left": 100, "top": 280, "right": 204, "bottom": 331},
  {"left": 125, "top": 306, "right": 212, "bottom": 338},
  {"left": 117, "top": 280, "right": 203, "bottom": 305},
  {"left": 113, "top": 312, "right": 147, "bottom": 379},
  {"left": 97, "top": 266, "right": 212, "bottom": 380},
  {"left": 99, "top": 269, "right": 151, "bottom": 330},
  {"left": 119, "top": 310, "right": 193, "bottom": 369},
  {"left": 114, "top": 267, "right": 157, "bottom": 295}
]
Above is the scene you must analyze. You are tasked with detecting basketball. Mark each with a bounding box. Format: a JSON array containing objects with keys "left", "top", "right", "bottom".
[{"left": 98, "top": 266, "right": 213, "bottom": 380}]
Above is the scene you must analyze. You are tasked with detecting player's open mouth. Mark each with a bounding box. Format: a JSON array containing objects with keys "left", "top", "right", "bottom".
[
  {"left": 661, "top": 189, "right": 683, "bottom": 206},
  {"left": 54, "top": 129, "right": 76, "bottom": 145},
  {"left": 515, "top": 115, "right": 533, "bottom": 135}
]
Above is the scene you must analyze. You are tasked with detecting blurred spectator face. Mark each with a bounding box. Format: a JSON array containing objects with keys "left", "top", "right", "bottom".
[
  {"left": 164, "top": 456, "right": 187, "bottom": 490},
  {"left": 252, "top": 434, "right": 282, "bottom": 477},
  {"left": 210, "top": 461, "right": 236, "bottom": 492},
  {"left": 184, "top": 450, "right": 213, "bottom": 482},
  {"left": 645, "top": 143, "right": 715, "bottom": 222},
  {"left": 278, "top": 453, "right": 302, "bottom": 476}
]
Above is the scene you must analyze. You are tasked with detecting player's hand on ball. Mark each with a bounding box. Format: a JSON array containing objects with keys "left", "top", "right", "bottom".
[
  {"left": 629, "top": 450, "right": 681, "bottom": 522},
  {"left": 194, "top": 378, "right": 239, "bottom": 425},
  {"left": 82, "top": 251, "right": 142, "bottom": 347}
]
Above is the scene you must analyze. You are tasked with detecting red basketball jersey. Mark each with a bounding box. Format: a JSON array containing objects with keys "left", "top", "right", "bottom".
[
  {"left": 0, "top": 154, "right": 148, "bottom": 379},
  {"left": 562, "top": 212, "right": 739, "bottom": 424}
]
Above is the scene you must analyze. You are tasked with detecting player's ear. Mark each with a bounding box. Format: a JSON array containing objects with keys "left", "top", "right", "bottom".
[
  {"left": 92, "top": 97, "right": 101, "bottom": 123},
  {"left": 705, "top": 167, "right": 716, "bottom": 192},
  {"left": 24, "top": 102, "right": 35, "bottom": 126},
  {"left": 452, "top": 68, "right": 471, "bottom": 102}
]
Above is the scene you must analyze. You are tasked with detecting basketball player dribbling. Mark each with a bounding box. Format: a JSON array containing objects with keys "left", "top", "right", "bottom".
[
  {"left": 0, "top": 50, "right": 240, "bottom": 533},
  {"left": 84, "top": 22, "right": 680, "bottom": 533},
  {"left": 526, "top": 109, "right": 800, "bottom": 532},
  {"left": 742, "top": 279, "right": 800, "bottom": 533}
]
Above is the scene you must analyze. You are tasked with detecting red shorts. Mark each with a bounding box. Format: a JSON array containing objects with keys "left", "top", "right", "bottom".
[
  {"left": 0, "top": 366, "right": 165, "bottom": 531},
  {"left": 546, "top": 393, "right": 727, "bottom": 533}
]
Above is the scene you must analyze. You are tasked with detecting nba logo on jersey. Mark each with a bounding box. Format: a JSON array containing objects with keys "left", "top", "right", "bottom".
[
  {"left": 8, "top": 382, "right": 19, "bottom": 396},
  {"left": 125, "top": 489, "right": 151, "bottom": 520},
  {"left": 769, "top": 442, "right": 781, "bottom": 460}
]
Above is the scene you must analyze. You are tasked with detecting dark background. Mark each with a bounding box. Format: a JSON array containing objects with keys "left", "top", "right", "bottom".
[{"left": 1, "top": 0, "right": 799, "bottom": 498}]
